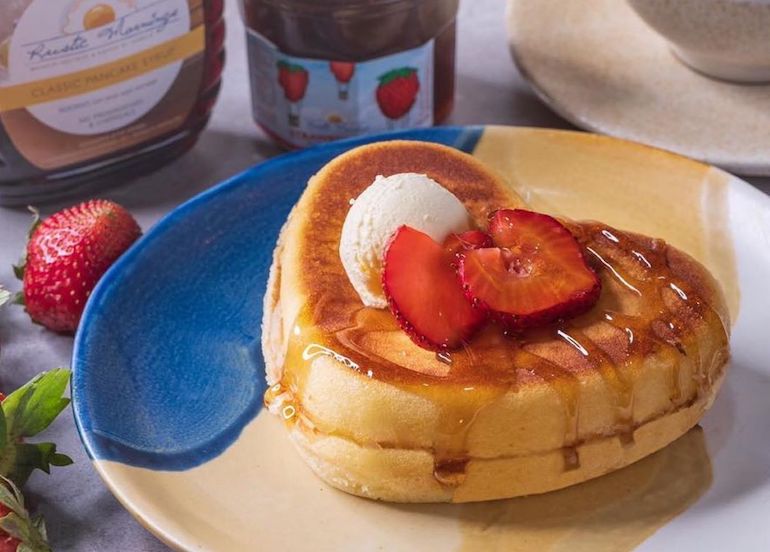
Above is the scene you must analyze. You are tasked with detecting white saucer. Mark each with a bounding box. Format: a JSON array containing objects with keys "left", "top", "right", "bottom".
[{"left": 506, "top": 0, "right": 770, "bottom": 176}]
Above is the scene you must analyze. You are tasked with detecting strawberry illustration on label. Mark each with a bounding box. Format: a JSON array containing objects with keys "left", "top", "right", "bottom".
[
  {"left": 277, "top": 60, "right": 309, "bottom": 127},
  {"left": 330, "top": 61, "right": 355, "bottom": 100},
  {"left": 376, "top": 67, "right": 420, "bottom": 124}
]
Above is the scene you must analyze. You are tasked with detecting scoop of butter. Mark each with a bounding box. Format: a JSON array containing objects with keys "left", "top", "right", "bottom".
[{"left": 339, "top": 173, "right": 472, "bottom": 308}]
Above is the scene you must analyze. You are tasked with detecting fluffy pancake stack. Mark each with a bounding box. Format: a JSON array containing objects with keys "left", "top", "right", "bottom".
[{"left": 262, "top": 140, "right": 730, "bottom": 503}]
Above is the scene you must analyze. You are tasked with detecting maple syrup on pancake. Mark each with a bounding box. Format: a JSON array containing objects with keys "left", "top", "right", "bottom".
[
  {"left": 268, "top": 222, "right": 729, "bottom": 485},
  {"left": 433, "top": 458, "right": 470, "bottom": 487}
]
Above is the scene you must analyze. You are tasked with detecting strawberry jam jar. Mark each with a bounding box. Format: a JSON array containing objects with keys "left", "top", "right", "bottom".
[
  {"left": 241, "top": 0, "right": 459, "bottom": 148},
  {"left": 0, "top": 0, "right": 225, "bottom": 206}
]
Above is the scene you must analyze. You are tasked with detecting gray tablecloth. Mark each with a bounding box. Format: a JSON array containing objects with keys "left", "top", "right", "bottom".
[{"left": 0, "top": 0, "right": 768, "bottom": 550}]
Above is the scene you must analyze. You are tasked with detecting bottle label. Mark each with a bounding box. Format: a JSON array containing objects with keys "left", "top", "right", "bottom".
[
  {"left": 246, "top": 30, "right": 435, "bottom": 148},
  {"left": 0, "top": 0, "right": 206, "bottom": 170}
]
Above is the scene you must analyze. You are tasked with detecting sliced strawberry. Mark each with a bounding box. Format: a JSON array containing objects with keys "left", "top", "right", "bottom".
[
  {"left": 459, "top": 209, "right": 600, "bottom": 329},
  {"left": 443, "top": 230, "right": 493, "bottom": 260},
  {"left": 383, "top": 226, "right": 487, "bottom": 350}
]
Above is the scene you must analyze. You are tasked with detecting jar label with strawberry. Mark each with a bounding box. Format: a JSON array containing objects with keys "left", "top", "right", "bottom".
[{"left": 246, "top": 30, "right": 434, "bottom": 148}]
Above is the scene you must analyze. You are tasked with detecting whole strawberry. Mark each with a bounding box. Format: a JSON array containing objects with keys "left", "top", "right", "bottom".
[
  {"left": 376, "top": 67, "right": 420, "bottom": 120},
  {"left": 19, "top": 200, "right": 140, "bottom": 333}
]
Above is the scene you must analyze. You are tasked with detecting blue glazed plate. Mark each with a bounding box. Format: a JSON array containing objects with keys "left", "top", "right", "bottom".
[{"left": 72, "top": 126, "right": 770, "bottom": 551}]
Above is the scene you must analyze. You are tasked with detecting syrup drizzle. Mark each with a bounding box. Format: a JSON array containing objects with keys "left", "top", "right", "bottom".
[
  {"left": 514, "top": 345, "right": 581, "bottom": 470},
  {"left": 584, "top": 227, "right": 722, "bottom": 404},
  {"left": 269, "top": 222, "right": 728, "bottom": 487},
  {"left": 558, "top": 326, "right": 634, "bottom": 444}
]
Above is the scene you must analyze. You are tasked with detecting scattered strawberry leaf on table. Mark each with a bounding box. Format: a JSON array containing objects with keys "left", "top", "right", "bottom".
[
  {"left": 0, "top": 369, "right": 72, "bottom": 488},
  {"left": 0, "top": 476, "right": 51, "bottom": 552},
  {"left": 0, "top": 288, "right": 9, "bottom": 310},
  {"left": 0, "top": 370, "right": 72, "bottom": 551}
]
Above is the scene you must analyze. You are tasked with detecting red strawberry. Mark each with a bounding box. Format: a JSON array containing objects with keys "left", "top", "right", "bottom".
[
  {"left": 277, "top": 61, "right": 309, "bottom": 103},
  {"left": 459, "top": 209, "right": 600, "bottom": 330},
  {"left": 330, "top": 61, "right": 355, "bottom": 83},
  {"left": 376, "top": 67, "right": 419, "bottom": 120},
  {"left": 382, "top": 226, "right": 487, "bottom": 351},
  {"left": 443, "top": 230, "right": 493, "bottom": 260},
  {"left": 20, "top": 200, "right": 141, "bottom": 333}
]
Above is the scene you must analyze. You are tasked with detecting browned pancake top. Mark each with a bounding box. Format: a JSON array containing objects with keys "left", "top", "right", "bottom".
[{"left": 285, "top": 141, "right": 728, "bottom": 391}]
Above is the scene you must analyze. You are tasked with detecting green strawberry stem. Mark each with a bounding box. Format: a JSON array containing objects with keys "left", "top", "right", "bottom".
[
  {"left": 0, "top": 369, "right": 73, "bottom": 488},
  {"left": 277, "top": 60, "right": 307, "bottom": 74},
  {"left": 11, "top": 206, "right": 41, "bottom": 306},
  {"left": 12, "top": 207, "right": 41, "bottom": 283},
  {"left": 0, "top": 475, "right": 51, "bottom": 551},
  {"left": 377, "top": 67, "right": 417, "bottom": 86}
]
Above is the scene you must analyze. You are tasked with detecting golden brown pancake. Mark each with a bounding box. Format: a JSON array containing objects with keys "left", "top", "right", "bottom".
[{"left": 262, "top": 140, "right": 730, "bottom": 503}]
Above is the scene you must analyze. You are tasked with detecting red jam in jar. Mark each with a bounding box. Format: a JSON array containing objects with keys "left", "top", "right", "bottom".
[
  {"left": 0, "top": 0, "right": 225, "bottom": 206},
  {"left": 241, "top": 0, "right": 458, "bottom": 148}
]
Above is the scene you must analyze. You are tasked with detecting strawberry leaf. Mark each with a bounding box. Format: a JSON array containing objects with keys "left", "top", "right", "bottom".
[
  {"left": 3, "top": 369, "right": 70, "bottom": 439},
  {"left": 4, "top": 443, "right": 72, "bottom": 485},
  {"left": 0, "top": 476, "right": 51, "bottom": 551},
  {"left": 24, "top": 207, "right": 41, "bottom": 241},
  {"left": 0, "top": 370, "right": 72, "bottom": 486},
  {"left": 12, "top": 207, "right": 41, "bottom": 283},
  {"left": 31, "top": 514, "right": 48, "bottom": 541},
  {"left": 0, "top": 409, "right": 6, "bottom": 452},
  {"left": 12, "top": 263, "right": 24, "bottom": 281},
  {"left": 276, "top": 60, "right": 307, "bottom": 73},
  {"left": 377, "top": 67, "right": 417, "bottom": 86},
  {"left": 0, "top": 478, "right": 21, "bottom": 513}
]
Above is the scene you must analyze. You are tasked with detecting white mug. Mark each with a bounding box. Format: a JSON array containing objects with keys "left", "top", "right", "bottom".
[{"left": 627, "top": 0, "right": 770, "bottom": 83}]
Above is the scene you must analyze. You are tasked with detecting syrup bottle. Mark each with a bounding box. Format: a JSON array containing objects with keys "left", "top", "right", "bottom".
[{"left": 0, "top": 0, "right": 225, "bottom": 205}]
